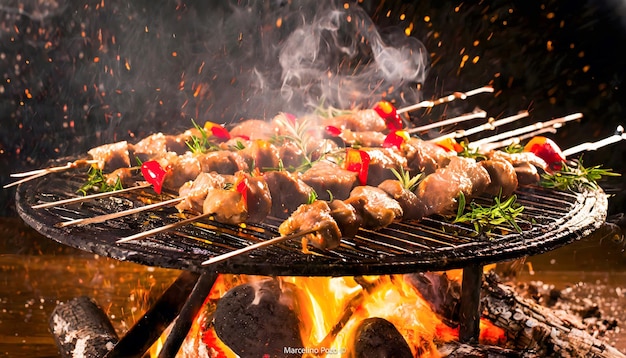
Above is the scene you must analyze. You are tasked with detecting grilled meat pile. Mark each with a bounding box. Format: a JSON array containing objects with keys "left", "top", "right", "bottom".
[{"left": 76, "top": 110, "right": 550, "bottom": 252}]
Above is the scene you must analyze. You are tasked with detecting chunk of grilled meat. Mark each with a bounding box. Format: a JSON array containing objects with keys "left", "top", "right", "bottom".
[
  {"left": 414, "top": 156, "right": 491, "bottom": 218},
  {"left": 512, "top": 162, "right": 541, "bottom": 186},
  {"left": 345, "top": 186, "right": 403, "bottom": 229},
  {"left": 487, "top": 150, "right": 546, "bottom": 186},
  {"left": 197, "top": 150, "right": 248, "bottom": 175},
  {"left": 377, "top": 179, "right": 421, "bottom": 220},
  {"left": 403, "top": 138, "right": 454, "bottom": 175},
  {"left": 279, "top": 200, "right": 342, "bottom": 252},
  {"left": 264, "top": 171, "right": 315, "bottom": 218},
  {"left": 104, "top": 167, "right": 136, "bottom": 187},
  {"left": 176, "top": 172, "right": 228, "bottom": 213},
  {"left": 87, "top": 141, "right": 131, "bottom": 171},
  {"left": 363, "top": 148, "right": 408, "bottom": 186},
  {"left": 301, "top": 161, "right": 358, "bottom": 201},
  {"left": 237, "top": 173, "right": 272, "bottom": 223},
  {"left": 157, "top": 152, "right": 202, "bottom": 191},
  {"left": 321, "top": 109, "right": 387, "bottom": 132},
  {"left": 239, "top": 140, "right": 281, "bottom": 170},
  {"left": 479, "top": 159, "right": 518, "bottom": 197},
  {"left": 328, "top": 199, "right": 362, "bottom": 238},
  {"left": 203, "top": 189, "right": 248, "bottom": 225}
]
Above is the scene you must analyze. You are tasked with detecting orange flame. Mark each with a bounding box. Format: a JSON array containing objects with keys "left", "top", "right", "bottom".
[{"left": 151, "top": 271, "right": 505, "bottom": 357}]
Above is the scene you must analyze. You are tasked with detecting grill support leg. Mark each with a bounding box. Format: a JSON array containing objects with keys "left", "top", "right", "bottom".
[
  {"left": 459, "top": 263, "right": 483, "bottom": 343},
  {"left": 157, "top": 270, "right": 219, "bottom": 358},
  {"left": 104, "top": 271, "right": 202, "bottom": 358}
]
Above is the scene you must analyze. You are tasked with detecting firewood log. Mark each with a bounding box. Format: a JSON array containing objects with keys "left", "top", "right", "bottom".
[
  {"left": 481, "top": 272, "right": 626, "bottom": 358},
  {"left": 49, "top": 296, "right": 119, "bottom": 358}
]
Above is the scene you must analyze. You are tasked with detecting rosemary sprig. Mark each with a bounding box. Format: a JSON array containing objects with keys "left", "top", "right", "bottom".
[
  {"left": 272, "top": 113, "right": 315, "bottom": 170},
  {"left": 186, "top": 119, "right": 219, "bottom": 153},
  {"left": 453, "top": 192, "right": 524, "bottom": 234},
  {"left": 540, "top": 159, "right": 620, "bottom": 191},
  {"left": 307, "top": 189, "right": 318, "bottom": 204},
  {"left": 457, "top": 141, "right": 487, "bottom": 161},
  {"left": 504, "top": 143, "right": 524, "bottom": 154},
  {"left": 78, "top": 166, "right": 123, "bottom": 195},
  {"left": 390, "top": 167, "right": 422, "bottom": 192},
  {"left": 228, "top": 140, "right": 246, "bottom": 151}
]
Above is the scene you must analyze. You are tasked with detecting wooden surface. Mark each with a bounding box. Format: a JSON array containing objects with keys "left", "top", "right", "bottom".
[{"left": 1, "top": 217, "right": 625, "bottom": 357}]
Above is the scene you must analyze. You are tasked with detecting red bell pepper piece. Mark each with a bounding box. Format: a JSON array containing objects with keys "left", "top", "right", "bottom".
[
  {"left": 383, "top": 130, "right": 410, "bottom": 150},
  {"left": 524, "top": 136, "right": 565, "bottom": 170},
  {"left": 204, "top": 121, "right": 231, "bottom": 140},
  {"left": 140, "top": 160, "right": 169, "bottom": 194},
  {"left": 235, "top": 177, "right": 249, "bottom": 205},
  {"left": 325, "top": 125, "right": 342, "bottom": 137},
  {"left": 373, "top": 100, "right": 403, "bottom": 131},
  {"left": 345, "top": 148, "right": 370, "bottom": 185}
]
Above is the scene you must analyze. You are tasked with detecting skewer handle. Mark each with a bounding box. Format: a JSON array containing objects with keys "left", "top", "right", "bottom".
[
  {"left": 57, "top": 197, "right": 183, "bottom": 227},
  {"left": 32, "top": 183, "right": 152, "bottom": 209},
  {"left": 562, "top": 125, "right": 626, "bottom": 157},
  {"left": 116, "top": 212, "right": 214, "bottom": 243},
  {"left": 201, "top": 229, "right": 317, "bottom": 266},
  {"left": 407, "top": 110, "right": 487, "bottom": 134},
  {"left": 397, "top": 86, "right": 494, "bottom": 114}
]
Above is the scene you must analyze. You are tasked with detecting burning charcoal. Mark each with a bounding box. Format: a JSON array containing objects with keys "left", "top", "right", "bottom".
[
  {"left": 350, "top": 317, "right": 412, "bottom": 358},
  {"left": 405, "top": 272, "right": 461, "bottom": 325},
  {"left": 213, "top": 280, "right": 303, "bottom": 358}
]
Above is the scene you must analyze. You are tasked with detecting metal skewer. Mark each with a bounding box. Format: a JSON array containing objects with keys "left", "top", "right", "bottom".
[
  {"left": 406, "top": 109, "right": 487, "bottom": 134},
  {"left": 397, "top": 86, "right": 494, "bottom": 114},
  {"left": 478, "top": 127, "right": 559, "bottom": 152},
  {"left": 467, "top": 113, "right": 583, "bottom": 150},
  {"left": 429, "top": 111, "right": 530, "bottom": 142},
  {"left": 116, "top": 212, "right": 215, "bottom": 243},
  {"left": 10, "top": 159, "right": 100, "bottom": 177},
  {"left": 56, "top": 197, "right": 183, "bottom": 228},
  {"left": 32, "top": 183, "right": 152, "bottom": 209},
  {"left": 4, "top": 159, "right": 100, "bottom": 188},
  {"left": 4, "top": 171, "right": 53, "bottom": 189},
  {"left": 562, "top": 125, "right": 626, "bottom": 157},
  {"left": 201, "top": 228, "right": 318, "bottom": 266}
]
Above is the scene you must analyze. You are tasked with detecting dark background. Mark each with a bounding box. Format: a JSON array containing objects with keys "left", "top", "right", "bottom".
[{"left": 1, "top": 0, "right": 625, "bottom": 217}]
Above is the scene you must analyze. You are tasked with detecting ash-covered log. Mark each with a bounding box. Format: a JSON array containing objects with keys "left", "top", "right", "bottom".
[
  {"left": 437, "top": 340, "right": 530, "bottom": 358},
  {"left": 213, "top": 279, "right": 303, "bottom": 358},
  {"left": 481, "top": 272, "right": 626, "bottom": 358},
  {"left": 350, "top": 317, "right": 413, "bottom": 358},
  {"left": 49, "top": 296, "right": 119, "bottom": 358}
]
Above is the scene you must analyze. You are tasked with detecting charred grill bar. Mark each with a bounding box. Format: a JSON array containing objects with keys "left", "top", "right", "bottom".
[{"left": 15, "top": 164, "right": 608, "bottom": 355}]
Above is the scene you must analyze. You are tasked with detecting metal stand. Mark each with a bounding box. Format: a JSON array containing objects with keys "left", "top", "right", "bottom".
[
  {"left": 458, "top": 263, "right": 483, "bottom": 343},
  {"left": 104, "top": 270, "right": 218, "bottom": 358},
  {"left": 158, "top": 271, "right": 219, "bottom": 358}
]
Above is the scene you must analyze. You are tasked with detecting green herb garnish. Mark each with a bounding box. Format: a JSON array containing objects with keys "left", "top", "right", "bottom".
[
  {"left": 540, "top": 159, "right": 620, "bottom": 191},
  {"left": 457, "top": 141, "right": 487, "bottom": 161},
  {"left": 229, "top": 140, "right": 246, "bottom": 151},
  {"left": 453, "top": 192, "right": 524, "bottom": 234},
  {"left": 272, "top": 113, "right": 315, "bottom": 169},
  {"left": 307, "top": 189, "right": 318, "bottom": 204},
  {"left": 186, "top": 119, "right": 219, "bottom": 153},
  {"left": 390, "top": 167, "right": 422, "bottom": 192},
  {"left": 78, "top": 166, "right": 123, "bottom": 195},
  {"left": 504, "top": 143, "right": 524, "bottom": 154}
]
